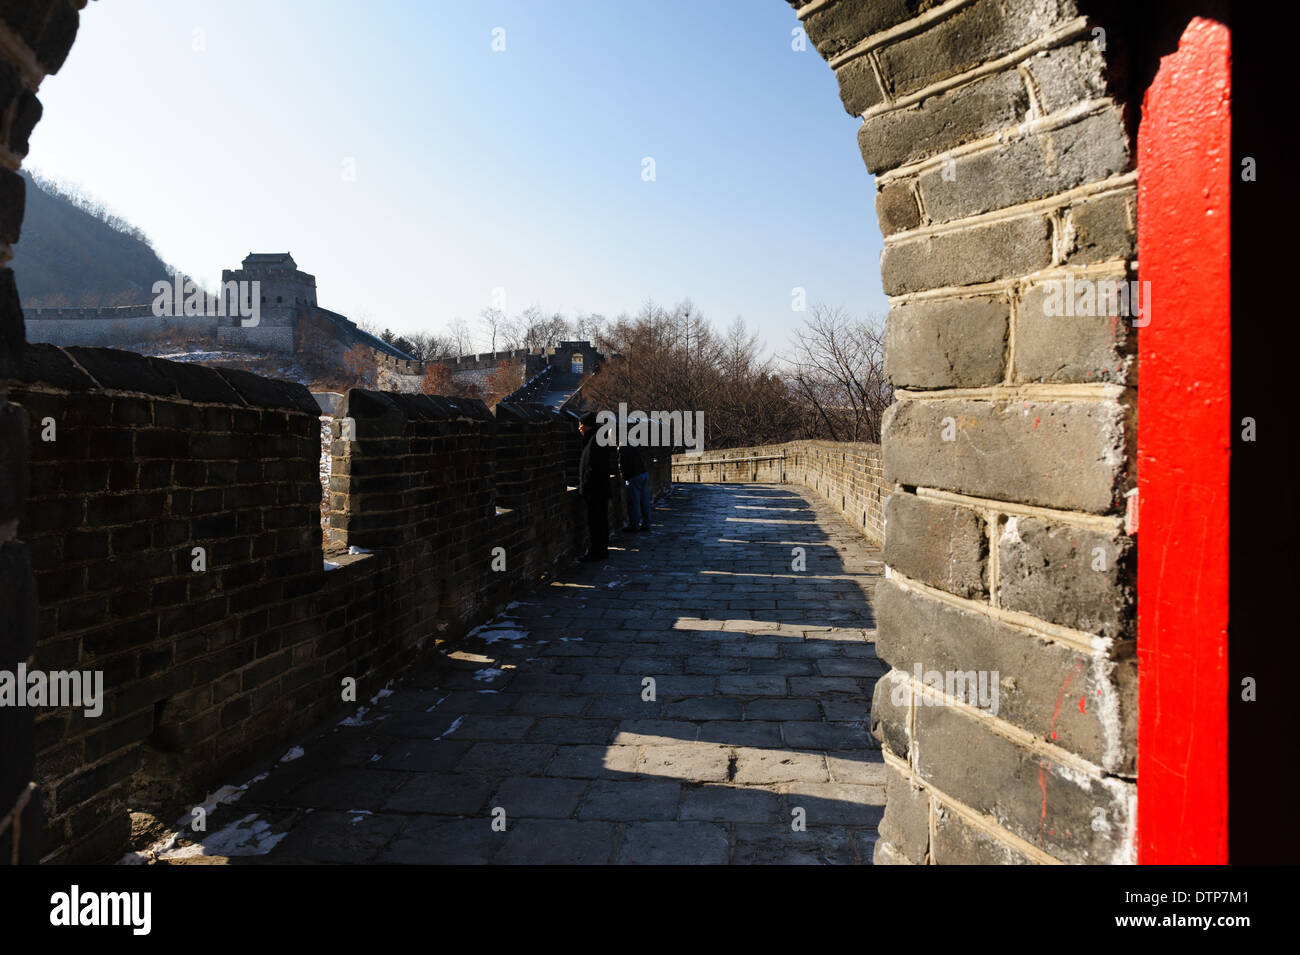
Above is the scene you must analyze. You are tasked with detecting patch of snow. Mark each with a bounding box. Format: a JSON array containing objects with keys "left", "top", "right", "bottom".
[
  {"left": 120, "top": 831, "right": 178, "bottom": 865},
  {"left": 475, "top": 627, "right": 530, "bottom": 644},
  {"left": 323, "top": 560, "right": 340, "bottom": 571},
  {"left": 156, "top": 813, "right": 287, "bottom": 860},
  {"left": 337, "top": 705, "right": 371, "bottom": 727},
  {"left": 279, "top": 746, "right": 305, "bottom": 763},
  {"left": 348, "top": 545, "right": 372, "bottom": 555},
  {"left": 434, "top": 715, "right": 464, "bottom": 741},
  {"left": 472, "top": 668, "right": 505, "bottom": 682}
]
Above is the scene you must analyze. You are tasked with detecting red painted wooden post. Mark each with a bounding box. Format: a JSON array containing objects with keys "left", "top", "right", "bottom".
[{"left": 1136, "top": 17, "right": 1233, "bottom": 864}]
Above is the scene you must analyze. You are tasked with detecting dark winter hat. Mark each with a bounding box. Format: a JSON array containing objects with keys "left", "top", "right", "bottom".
[{"left": 579, "top": 412, "right": 599, "bottom": 428}]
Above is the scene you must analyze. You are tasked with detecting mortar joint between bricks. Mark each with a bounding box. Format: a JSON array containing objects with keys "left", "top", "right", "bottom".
[
  {"left": 825, "top": 0, "right": 983, "bottom": 71},
  {"left": 881, "top": 167, "right": 1135, "bottom": 243},
  {"left": 857, "top": 15, "right": 1092, "bottom": 123},
  {"left": 987, "top": 508, "right": 1000, "bottom": 609},
  {"left": 883, "top": 749, "right": 1063, "bottom": 864}
]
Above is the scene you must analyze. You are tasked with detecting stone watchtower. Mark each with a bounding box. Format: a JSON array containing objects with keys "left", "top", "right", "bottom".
[
  {"left": 224, "top": 252, "right": 317, "bottom": 308},
  {"left": 546, "top": 341, "right": 602, "bottom": 388},
  {"left": 217, "top": 253, "right": 316, "bottom": 352}
]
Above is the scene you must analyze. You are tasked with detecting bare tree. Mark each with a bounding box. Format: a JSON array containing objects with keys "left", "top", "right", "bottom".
[
  {"left": 405, "top": 331, "right": 455, "bottom": 360},
  {"left": 584, "top": 301, "right": 801, "bottom": 449},
  {"left": 480, "top": 307, "right": 506, "bottom": 352},
  {"left": 572, "top": 310, "right": 606, "bottom": 343},
  {"left": 785, "top": 303, "right": 891, "bottom": 443},
  {"left": 447, "top": 318, "right": 474, "bottom": 357},
  {"left": 504, "top": 305, "right": 569, "bottom": 352}
]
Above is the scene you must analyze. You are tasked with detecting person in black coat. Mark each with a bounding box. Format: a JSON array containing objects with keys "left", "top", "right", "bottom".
[{"left": 577, "top": 412, "right": 615, "bottom": 561}]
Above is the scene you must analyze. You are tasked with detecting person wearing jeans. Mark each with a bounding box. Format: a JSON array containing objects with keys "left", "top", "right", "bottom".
[{"left": 619, "top": 441, "right": 651, "bottom": 532}]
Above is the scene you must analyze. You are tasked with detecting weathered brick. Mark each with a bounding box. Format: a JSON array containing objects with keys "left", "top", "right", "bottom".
[
  {"left": 82, "top": 709, "right": 154, "bottom": 763},
  {"left": 869, "top": 670, "right": 910, "bottom": 760},
  {"left": 146, "top": 358, "right": 243, "bottom": 404},
  {"left": 874, "top": 179, "right": 920, "bottom": 235},
  {"left": 917, "top": 108, "right": 1130, "bottom": 222},
  {"left": 1064, "top": 189, "right": 1136, "bottom": 265},
  {"left": 882, "top": 397, "right": 1131, "bottom": 513},
  {"left": 883, "top": 492, "right": 986, "bottom": 597},
  {"left": 881, "top": 214, "right": 1052, "bottom": 294},
  {"left": 913, "top": 702, "right": 1134, "bottom": 864},
  {"left": 1020, "top": 39, "right": 1109, "bottom": 115},
  {"left": 1015, "top": 273, "right": 1134, "bottom": 384},
  {"left": 876, "top": 578, "right": 1136, "bottom": 772},
  {"left": 801, "top": 0, "right": 932, "bottom": 58},
  {"left": 833, "top": 54, "right": 884, "bottom": 115},
  {"left": 876, "top": 0, "right": 1076, "bottom": 98},
  {"left": 997, "top": 515, "right": 1135, "bottom": 639},
  {"left": 858, "top": 68, "right": 1028, "bottom": 173},
  {"left": 0, "top": 0, "right": 81, "bottom": 73},
  {"left": 54, "top": 749, "right": 139, "bottom": 811},
  {"left": 931, "top": 804, "right": 1033, "bottom": 863},
  {"left": 877, "top": 762, "right": 930, "bottom": 863},
  {"left": 884, "top": 293, "right": 1007, "bottom": 388},
  {"left": 64, "top": 347, "right": 179, "bottom": 396}
]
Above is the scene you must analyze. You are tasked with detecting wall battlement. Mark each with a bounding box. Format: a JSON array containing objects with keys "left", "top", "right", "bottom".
[
  {"left": 4, "top": 342, "right": 666, "bottom": 863},
  {"left": 673, "top": 441, "right": 885, "bottom": 544}
]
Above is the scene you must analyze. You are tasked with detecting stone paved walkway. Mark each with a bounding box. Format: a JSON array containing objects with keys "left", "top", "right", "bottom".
[{"left": 154, "top": 483, "right": 887, "bottom": 865}]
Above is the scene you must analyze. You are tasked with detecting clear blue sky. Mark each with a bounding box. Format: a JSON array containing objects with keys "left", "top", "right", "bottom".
[{"left": 25, "top": 0, "right": 885, "bottom": 355}]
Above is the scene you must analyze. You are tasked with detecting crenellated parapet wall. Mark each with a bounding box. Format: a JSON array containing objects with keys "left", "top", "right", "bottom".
[
  {"left": 3, "top": 340, "right": 668, "bottom": 863},
  {"left": 672, "top": 440, "right": 884, "bottom": 544}
]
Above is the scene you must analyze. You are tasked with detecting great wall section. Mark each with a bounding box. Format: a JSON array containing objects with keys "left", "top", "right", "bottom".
[
  {"left": 0, "top": 0, "right": 1282, "bottom": 877},
  {"left": 0, "top": 0, "right": 1148, "bottom": 869},
  {"left": 23, "top": 251, "right": 607, "bottom": 408}
]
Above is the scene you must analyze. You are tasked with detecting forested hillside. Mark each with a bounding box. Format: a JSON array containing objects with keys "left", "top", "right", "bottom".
[{"left": 10, "top": 171, "right": 176, "bottom": 306}]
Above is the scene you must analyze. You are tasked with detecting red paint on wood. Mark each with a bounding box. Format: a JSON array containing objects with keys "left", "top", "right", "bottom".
[{"left": 1136, "top": 17, "right": 1232, "bottom": 865}]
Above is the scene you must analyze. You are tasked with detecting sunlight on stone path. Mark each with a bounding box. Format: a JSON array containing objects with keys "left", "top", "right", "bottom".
[{"left": 163, "top": 483, "right": 887, "bottom": 865}]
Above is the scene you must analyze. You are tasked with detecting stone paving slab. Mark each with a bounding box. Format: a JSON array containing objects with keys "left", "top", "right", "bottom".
[{"left": 155, "top": 483, "right": 885, "bottom": 865}]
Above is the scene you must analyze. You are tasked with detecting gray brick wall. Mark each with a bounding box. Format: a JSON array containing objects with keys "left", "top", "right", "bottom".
[
  {"left": 672, "top": 440, "right": 884, "bottom": 544},
  {"left": 1, "top": 348, "right": 670, "bottom": 862},
  {"left": 792, "top": 0, "right": 1140, "bottom": 864}
]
